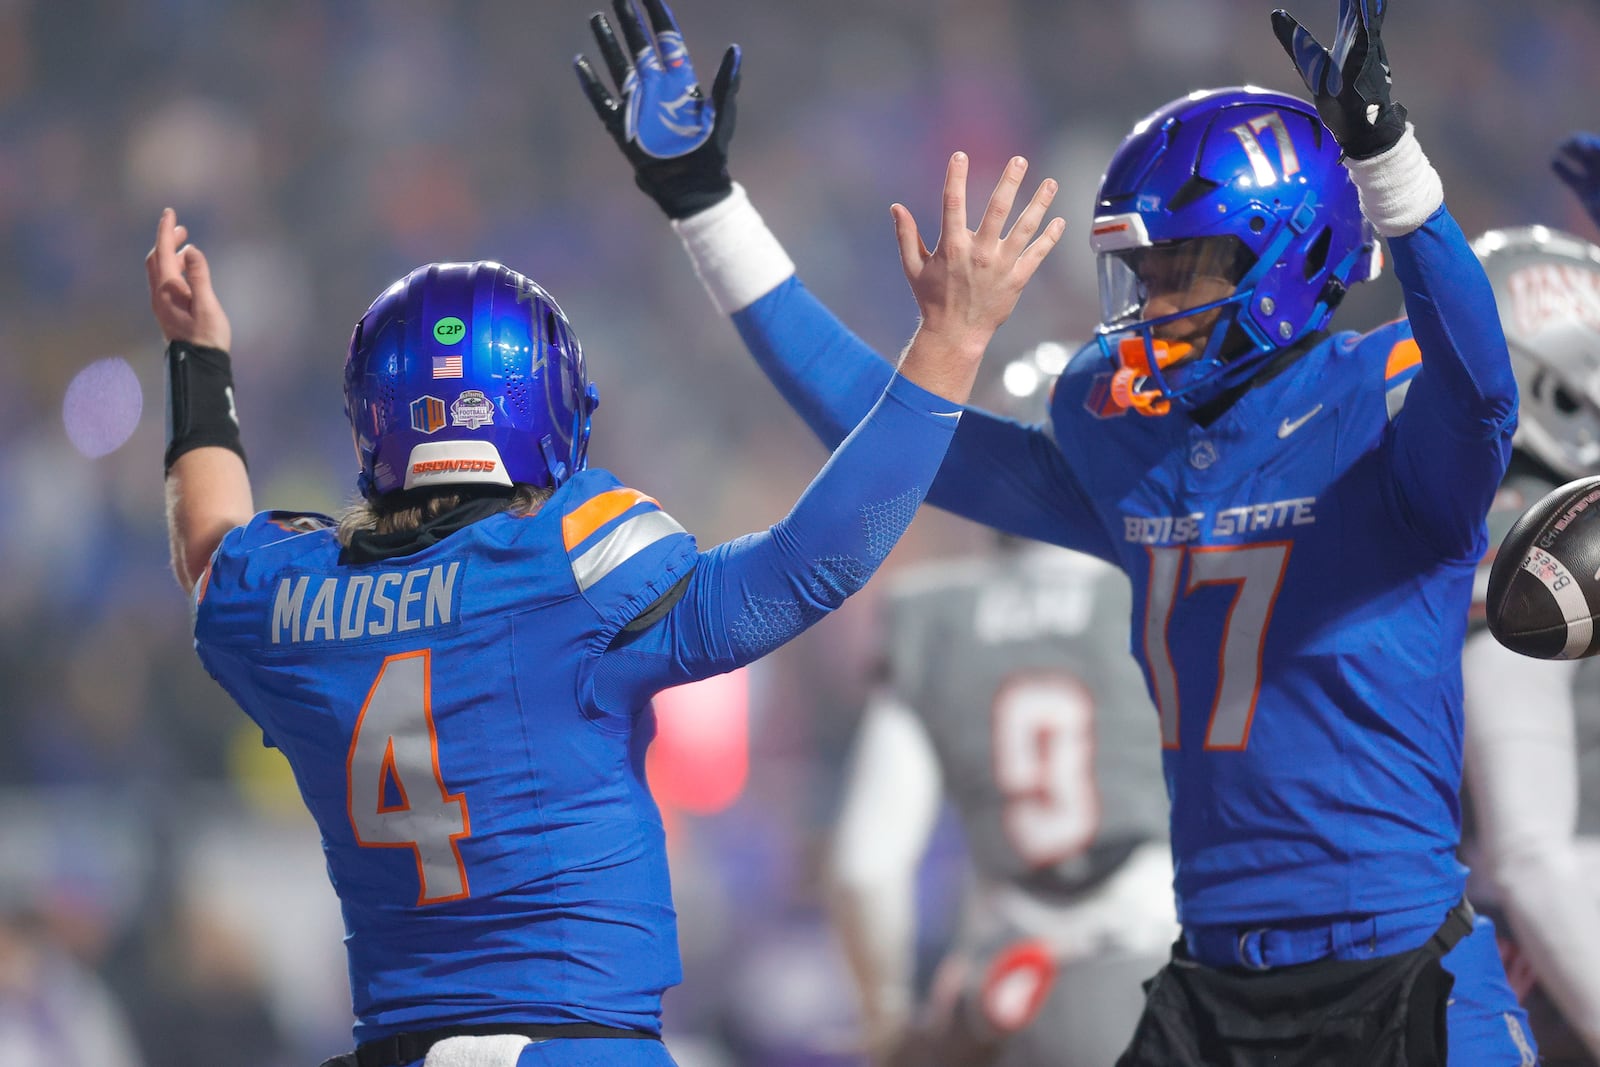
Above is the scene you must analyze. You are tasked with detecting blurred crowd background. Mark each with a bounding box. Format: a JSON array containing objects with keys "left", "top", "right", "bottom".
[{"left": 1, "top": 1, "right": 1598, "bottom": 1064}]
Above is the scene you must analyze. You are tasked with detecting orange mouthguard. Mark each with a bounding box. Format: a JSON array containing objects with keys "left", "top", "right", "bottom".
[
  {"left": 1109, "top": 368, "right": 1171, "bottom": 416},
  {"left": 1115, "top": 337, "right": 1193, "bottom": 375},
  {"left": 1104, "top": 338, "right": 1193, "bottom": 417}
]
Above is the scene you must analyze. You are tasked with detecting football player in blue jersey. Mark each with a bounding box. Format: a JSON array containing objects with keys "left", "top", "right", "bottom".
[
  {"left": 145, "top": 136, "right": 1066, "bottom": 1066},
  {"left": 579, "top": 0, "right": 1538, "bottom": 1061}
]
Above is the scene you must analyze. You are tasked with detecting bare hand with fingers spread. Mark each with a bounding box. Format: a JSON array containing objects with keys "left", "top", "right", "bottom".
[{"left": 894, "top": 153, "right": 1065, "bottom": 405}]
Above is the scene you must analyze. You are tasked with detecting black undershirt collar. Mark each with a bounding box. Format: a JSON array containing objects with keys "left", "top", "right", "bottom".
[{"left": 341, "top": 493, "right": 517, "bottom": 565}]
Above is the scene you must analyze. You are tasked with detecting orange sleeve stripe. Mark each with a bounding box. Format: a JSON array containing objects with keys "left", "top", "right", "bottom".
[
  {"left": 1385, "top": 338, "right": 1422, "bottom": 379},
  {"left": 563, "top": 488, "right": 659, "bottom": 550},
  {"left": 195, "top": 563, "right": 213, "bottom": 605}
]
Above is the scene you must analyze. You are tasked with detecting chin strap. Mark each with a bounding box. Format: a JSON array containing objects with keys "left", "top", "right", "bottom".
[{"left": 539, "top": 434, "right": 569, "bottom": 486}]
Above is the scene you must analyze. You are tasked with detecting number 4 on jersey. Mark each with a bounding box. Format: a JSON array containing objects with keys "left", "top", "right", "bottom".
[{"left": 347, "top": 650, "right": 472, "bottom": 904}]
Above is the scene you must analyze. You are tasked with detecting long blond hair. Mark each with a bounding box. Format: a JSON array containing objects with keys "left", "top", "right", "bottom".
[{"left": 336, "top": 485, "right": 551, "bottom": 547}]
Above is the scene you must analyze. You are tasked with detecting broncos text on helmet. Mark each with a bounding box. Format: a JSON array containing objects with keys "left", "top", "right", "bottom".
[
  {"left": 1474, "top": 226, "right": 1600, "bottom": 480},
  {"left": 1091, "top": 86, "right": 1381, "bottom": 415},
  {"left": 343, "top": 262, "right": 600, "bottom": 499}
]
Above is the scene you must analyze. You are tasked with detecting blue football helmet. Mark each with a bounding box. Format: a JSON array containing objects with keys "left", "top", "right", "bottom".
[
  {"left": 344, "top": 262, "right": 599, "bottom": 499},
  {"left": 1091, "top": 86, "right": 1381, "bottom": 415}
]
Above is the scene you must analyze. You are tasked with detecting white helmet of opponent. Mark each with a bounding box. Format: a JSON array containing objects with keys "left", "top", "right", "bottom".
[{"left": 1474, "top": 226, "right": 1600, "bottom": 480}]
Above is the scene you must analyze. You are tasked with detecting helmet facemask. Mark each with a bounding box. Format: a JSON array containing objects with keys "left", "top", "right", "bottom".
[
  {"left": 1509, "top": 330, "right": 1600, "bottom": 479},
  {"left": 1096, "top": 236, "right": 1260, "bottom": 414}
]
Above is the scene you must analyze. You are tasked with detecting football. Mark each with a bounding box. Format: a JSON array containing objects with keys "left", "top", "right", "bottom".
[{"left": 1487, "top": 475, "right": 1600, "bottom": 659}]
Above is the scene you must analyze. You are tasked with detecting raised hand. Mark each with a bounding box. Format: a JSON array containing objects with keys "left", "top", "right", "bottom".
[
  {"left": 1272, "top": 0, "right": 1407, "bottom": 160},
  {"left": 574, "top": 0, "right": 741, "bottom": 219},
  {"left": 892, "top": 154, "right": 1066, "bottom": 404},
  {"left": 145, "top": 208, "right": 231, "bottom": 351},
  {"left": 1553, "top": 133, "right": 1600, "bottom": 231}
]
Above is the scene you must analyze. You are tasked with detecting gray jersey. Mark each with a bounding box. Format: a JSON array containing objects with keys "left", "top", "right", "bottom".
[
  {"left": 1578, "top": 660, "right": 1600, "bottom": 838},
  {"left": 883, "top": 544, "right": 1168, "bottom": 894}
]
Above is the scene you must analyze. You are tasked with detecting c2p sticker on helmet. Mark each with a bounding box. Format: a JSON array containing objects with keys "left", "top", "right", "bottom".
[
  {"left": 410, "top": 395, "right": 446, "bottom": 434},
  {"left": 450, "top": 390, "right": 495, "bottom": 430},
  {"left": 433, "top": 316, "right": 466, "bottom": 345}
]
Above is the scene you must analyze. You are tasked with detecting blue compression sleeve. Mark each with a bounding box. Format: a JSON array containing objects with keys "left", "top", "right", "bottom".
[
  {"left": 734, "top": 277, "right": 1109, "bottom": 553},
  {"left": 1387, "top": 206, "right": 1519, "bottom": 561},
  {"left": 733, "top": 276, "right": 897, "bottom": 448},
  {"left": 592, "top": 373, "right": 959, "bottom": 709}
]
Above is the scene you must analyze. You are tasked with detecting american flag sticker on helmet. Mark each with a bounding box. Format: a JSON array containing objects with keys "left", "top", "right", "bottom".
[
  {"left": 433, "top": 355, "right": 463, "bottom": 378},
  {"left": 410, "top": 395, "right": 446, "bottom": 434}
]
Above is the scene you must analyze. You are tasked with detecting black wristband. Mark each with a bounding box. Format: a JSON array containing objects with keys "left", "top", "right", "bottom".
[{"left": 164, "top": 340, "right": 246, "bottom": 474}]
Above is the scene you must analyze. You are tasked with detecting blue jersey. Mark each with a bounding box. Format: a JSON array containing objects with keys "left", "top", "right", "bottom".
[
  {"left": 1052, "top": 319, "right": 1496, "bottom": 925},
  {"left": 190, "top": 369, "right": 965, "bottom": 1045},
  {"left": 198, "top": 472, "right": 697, "bottom": 1040},
  {"left": 722, "top": 206, "right": 1516, "bottom": 928}
]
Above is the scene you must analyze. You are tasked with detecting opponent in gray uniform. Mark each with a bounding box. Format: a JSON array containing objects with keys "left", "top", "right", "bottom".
[
  {"left": 828, "top": 357, "right": 1175, "bottom": 1067},
  {"left": 1461, "top": 225, "right": 1600, "bottom": 1066}
]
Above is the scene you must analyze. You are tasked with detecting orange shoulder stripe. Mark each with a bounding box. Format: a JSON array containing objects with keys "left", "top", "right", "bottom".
[
  {"left": 562, "top": 488, "right": 659, "bottom": 551},
  {"left": 1385, "top": 338, "right": 1422, "bottom": 379}
]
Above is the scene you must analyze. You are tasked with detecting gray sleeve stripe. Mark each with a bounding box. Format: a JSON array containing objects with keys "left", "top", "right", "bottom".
[
  {"left": 572, "top": 510, "right": 688, "bottom": 591},
  {"left": 1386, "top": 378, "right": 1413, "bottom": 421}
]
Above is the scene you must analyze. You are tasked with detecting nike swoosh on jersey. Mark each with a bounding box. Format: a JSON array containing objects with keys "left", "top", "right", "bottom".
[{"left": 1277, "top": 404, "right": 1323, "bottom": 438}]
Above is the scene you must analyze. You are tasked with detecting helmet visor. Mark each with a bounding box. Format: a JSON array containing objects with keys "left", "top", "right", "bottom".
[{"left": 1098, "top": 236, "right": 1256, "bottom": 337}]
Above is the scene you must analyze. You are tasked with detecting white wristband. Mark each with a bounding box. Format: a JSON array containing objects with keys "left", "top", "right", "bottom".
[
  {"left": 1342, "top": 125, "right": 1445, "bottom": 238},
  {"left": 670, "top": 183, "right": 797, "bottom": 315}
]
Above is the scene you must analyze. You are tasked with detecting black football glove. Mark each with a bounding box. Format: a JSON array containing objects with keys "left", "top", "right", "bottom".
[
  {"left": 574, "top": 0, "right": 741, "bottom": 219},
  {"left": 1271, "top": 0, "right": 1408, "bottom": 160}
]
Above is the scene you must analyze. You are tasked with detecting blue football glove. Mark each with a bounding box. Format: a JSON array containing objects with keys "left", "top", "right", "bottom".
[
  {"left": 1271, "top": 0, "right": 1408, "bottom": 160},
  {"left": 1553, "top": 133, "right": 1600, "bottom": 230},
  {"left": 574, "top": 0, "right": 741, "bottom": 219}
]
